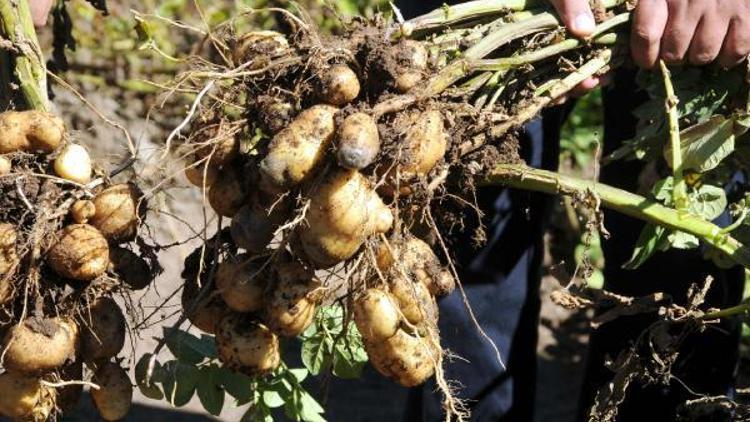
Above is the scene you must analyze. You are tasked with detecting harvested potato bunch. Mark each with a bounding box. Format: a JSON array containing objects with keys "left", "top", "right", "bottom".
[
  {"left": 90, "top": 184, "right": 142, "bottom": 243},
  {"left": 46, "top": 224, "right": 110, "bottom": 281},
  {"left": 0, "top": 110, "right": 64, "bottom": 154},
  {"left": 0, "top": 223, "right": 18, "bottom": 276},
  {"left": 215, "top": 256, "right": 266, "bottom": 313},
  {"left": 209, "top": 164, "right": 248, "bottom": 218},
  {"left": 0, "top": 372, "right": 55, "bottom": 421},
  {"left": 298, "top": 169, "right": 393, "bottom": 268},
  {"left": 377, "top": 236, "right": 455, "bottom": 296},
  {"left": 336, "top": 112, "right": 381, "bottom": 170},
  {"left": 264, "top": 259, "right": 320, "bottom": 337},
  {"left": 233, "top": 31, "right": 289, "bottom": 68},
  {"left": 54, "top": 144, "right": 93, "bottom": 184},
  {"left": 316, "top": 64, "right": 360, "bottom": 106},
  {"left": 259, "top": 105, "right": 338, "bottom": 192},
  {"left": 109, "top": 246, "right": 153, "bottom": 290},
  {"left": 80, "top": 297, "right": 126, "bottom": 361},
  {"left": 353, "top": 288, "right": 401, "bottom": 342},
  {"left": 216, "top": 313, "right": 280, "bottom": 375},
  {"left": 91, "top": 362, "right": 133, "bottom": 421},
  {"left": 393, "top": 40, "right": 428, "bottom": 93},
  {"left": 3, "top": 317, "right": 78, "bottom": 374}
]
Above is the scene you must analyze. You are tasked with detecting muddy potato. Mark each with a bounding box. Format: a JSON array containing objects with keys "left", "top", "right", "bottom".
[
  {"left": 0, "top": 372, "right": 55, "bottom": 420},
  {"left": 216, "top": 314, "right": 280, "bottom": 375},
  {"left": 298, "top": 169, "right": 393, "bottom": 268},
  {"left": 231, "top": 193, "right": 290, "bottom": 253},
  {"left": 209, "top": 165, "right": 248, "bottom": 218},
  {"left": 215, "top": 257, "right": 266, "bottom": 313},
  {"left": 0, "top": 156, "right": 10, "bottom": 176},
  {"left": 259, "top": 105, "right": 338, "bottom": 192},
  {"left": 316, "top": 64, "right": 360, "bottom": 106},
  {"left": 91, "top": 362, "right": 133, "bottom": 421},
  {"left": 377, "top": 236, "right": 455, "bottom": 296},
  {"left": 233, "top": 31, "right": 289, "bottom": 68},
  {"left": 181, "top": 278, "right": 228, "bottom": 334},
  {"left": 80, "top": 297, "right": 126, "bottom": 361},
  {"left": 54, "top": 144, "right": 92, "bottom": 184},
  {"left": 193, "top": 121, "right": 240, "bottom": 168},
  {"left": 47, "top": 224, "right": 109, "bottom": 281},
  {"left": 70, "top": 200, "right": 96, "bottom": 224},
  {"left": 257, "top": 96, "right": 295, "bottom": 135},
  {"left": 393, "top": 40, "right": 428, "bottom": 93},
  {"left": 57, "top": 362, "right": 84, "bottom": 414},
  {"left": 0, "top": 223, "right": 18, "bottom": 276},
  {"left": 0, "top": 110, "right": 64, "bottom": 154},
  {"left": 184, "top": 158, "right": 219, "bottom": 187},
  {"left": 366, "top": 329, "right": 437, "bottom": 387},
  {"left": 90, "top": 184, "right": 142, "bottom": 243},
  {"left": 354, "top": 288, "right": 400, "bottom": 342},
  {"left": 264, "top": 259, "right": 319, "bottom": 337},
  {"left": 390, "top": 275, "right": 437, "bottom": 325},
  {"left": 109, "top": 246, "right": 153, "bottom": 290},
  {"left": 3, "top": 317, "right": 78, "bottom": 374},
  {"left": 336, "top": 112, "right": 380, "bottom": 170}
]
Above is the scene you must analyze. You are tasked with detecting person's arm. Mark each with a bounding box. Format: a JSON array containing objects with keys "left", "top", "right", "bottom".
[{"left": 29, "top": 0, "right": 53, "bottom": 27}]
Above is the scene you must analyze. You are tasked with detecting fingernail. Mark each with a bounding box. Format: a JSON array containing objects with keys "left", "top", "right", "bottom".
[{"left": 573, "top": 12, "right": 596, "bottom": 35}]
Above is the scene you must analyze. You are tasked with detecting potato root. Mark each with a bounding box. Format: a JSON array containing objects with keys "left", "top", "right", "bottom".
[
  {"left": 3, "top": 317, "right": 78, "bottom": 374},
  {"left": 264, "top": 259, "right": 319, "bottom": 337},
  {"left": 70, "top": 200, "right": 96, "bottom": 224},
  {"left": 316, "top": 65, "right": 360, "bottom": 106},
  {"left": 90, "top": 184, "right": 142, "bottom": 243},
  {"left": 336, "top": 112, "right": 380, "bottom": 170},
  {"left": 0, "top": 111, "right": 64, "bottom": 154},
  {"left": 209, "top": 165, "right": 248, "bottom": 218},
  {"left": 0, "top": 372, "right": 54, "bottom": 421},
  {"left": 216, "top": 314, "right": 280, "bottom": 375},
  {"left": 91, "top": 362, "right": 133, "bottom": 421},
  {"left": 215, "top": 257, "right": 266, "bottom": 313},
  {"left": 298, "top": 169, "right": 393, "bottom": 268},
  {"left": 46, "top": 224, "right": 110, "bottom": 281},
  {"left": 353, "top": 288, "right": 400, "bottom": 342},
  {"left": 366, "top": 329, "right": 437, "bottom": 387},
  {"left": 259, "top": 105, "right": 338, "bottom": 192},
  {"left": 80, "top": 297, "right": 126, "bottom": 361},
  {"left": 109, "top": 247, "right": 153, "bottom": 290},
  {"left": 54, "top": 144, "right": 92, "bottom": 184}
]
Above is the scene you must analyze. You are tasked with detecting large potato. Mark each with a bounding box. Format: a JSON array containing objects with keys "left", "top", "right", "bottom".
[
  {"left": 259, "top": 105, "right": 338, "bottom": 192},
  {"left": 366, "top": 329, "right": 437, "bottom": 387},
  {"left": 209, "top": 165, "right": 248, "bottom": 218},
  {"left": 46, "top": 224, "right": 109, "bottom": 281},
  {"left": 0, "top": 372, "right": 54, "bottom": 421},
  {"left": 90, "top": 184, "right": 142, "bottom": 243},
  {"left": 80, "top": 297, "right": 126, "bottom": 361},
  {"left": 377, "top": 236, "right": 455, "bottom": 297},
  {"left": 0, "top": 110, "right": 64, "bottom": 154},
  {"left": 215, "top": 257, "right": 266, "bottom": 313},
  {"left": 336, "top": 112, "right": 380, "bottom": 170},
  {"left": 216, "top": 314, "right": 280, "bottom": 375},
  {"left": 353, "top": 288, "right": 400, "bottom": 342},
  {"left": 316, "top": 65, "right": 360, "bottom": 106},
  {"left": 298, "top": 169, "right": 393, "bottom": 268},
  {"left": 3, "top": 317, "right": 78, "bottom": 374},
  {"left": 91, "top": 362, "right": 133, "bottom": 421},
  {"left": 264, "top": 259, "right": 320, "bottom": 337}
]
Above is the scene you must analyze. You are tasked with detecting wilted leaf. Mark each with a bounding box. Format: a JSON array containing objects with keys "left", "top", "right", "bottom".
[
  {"left": 664, "top": 116, "right": 735, "bottom": 173},
  {"left": 688, "top": 184, "right": 727, "bottom": 221},
  {"left": 668, "top": 231, "right": 700, "bottom": 250}
]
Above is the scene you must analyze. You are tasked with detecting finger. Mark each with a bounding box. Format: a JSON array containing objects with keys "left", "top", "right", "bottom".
[
  {"left": 718, "top": 17, "right": 750, "bottom": 68},
  {"left": 549, "top": 0, "right": 596, "bottom": 38},
  {"left": 631, "top": 0, "right": 668, "bottom": 69},
  {"left": 29, "top": 0, "right": 53, "bottom": 27},
  {"left": 660, "top": 0, "right": 702, "bottom": 64},
  {"left": 688, "top": 11, "right": 729, "bottom": 65},
  {"left": 569, "top": 77, "right": 600, "bottom": 98}
]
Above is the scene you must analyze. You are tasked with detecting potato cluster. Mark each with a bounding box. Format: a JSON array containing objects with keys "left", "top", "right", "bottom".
[
  {"left": 0, "top": 110, "right": 148, "bottom": 421},
  {"left": 180, "top": 31, "right": 455, "bottom": 387}
]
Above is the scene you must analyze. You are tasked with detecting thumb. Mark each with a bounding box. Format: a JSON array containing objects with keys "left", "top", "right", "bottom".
[{"left": 549, "top": 0, "right": 596, "bottom": 38}]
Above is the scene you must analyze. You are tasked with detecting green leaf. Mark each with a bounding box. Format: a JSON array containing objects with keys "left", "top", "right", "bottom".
[
  {"left": 688, "top": 184, "right": 727, "bottom": 221},
  {"left": 262, "top": 390, "right": 285, "bottom": 408},
  {"left": 301, "top": 334, "right": 333, "bottom": 376},
  {"left": 218, "top": 367, "right": 254, "bottom": 404},
  {"left": 332, "top": 342, "right": 367, "bottom": 379},
  {"left": 652, "top": 177, "right": 674, "bottom": 205},
  {"left": 664, "top": 115, "right": 735, "bottom": 173},
  {"left": 668, "top": 231, "right": 700, "bottom": 250},
  {"left": 135, "top": 353, "right": 164, "bottom": 400},
  {"left": 623, "top": 224, "right": 669, "bottom": 269},
  {"left": 289, "top": 368, "right": 309, "bottom": 383},
  {"left": 299, "top": 391, "right": 326, "bottom": 422},
  {"left": 163, "top": 328, "right": 216, "bottom": 364},
  {"left": 197, "top": 365, "right": 225, "bottom": 416},
  {"left": 160, "top": 360, "right": 199, "bottom": 407}
]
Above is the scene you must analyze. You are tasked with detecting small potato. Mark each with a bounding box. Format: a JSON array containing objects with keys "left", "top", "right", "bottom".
[
  {"left": 216, "top": 313, "right": 280, "bottom": 375},
  {"left": 184, "top": 158, "right": 219, "bottom": 188},
  {"left": 353, "top": 288, "right": 400, "bottom": 342},
  {"left": 0, "top": 372, "right": 55, "bottom": 420},
  {"left": 259, "top": 105, "right": 338, "bottom": 192},
  {"left": 0, "top": 110, "right": 64, "bottom": 154},
  {"left": 316, "top": 64, "right": 360, "bottom": 106},
  {"left": 109, "top": 246, "right": 153, "bottom": 290},
  {"left": 0, "top": 223, "right": 18, "bottom": 277},
  {"left": 233, "top": 31, "right": 289, "bottom": 68},
  {"left": 80, "top": 297, "right": 126, "bottom": 361},
  {"left": 209, "top": 165, "right": 248, "bottom": 218},
  {"left": 377, "top": 236, "right": 455, "bottom": 297},
  {"left": 54, "top": 144, "right": 92, "bottom": 184},
  {"left": 230, "top": 193, "right": 290, "bottom": 254},
  {"left": 366, "top": 329, "right": 437, "bottom": 387},
  {"left": 57, "top": 362, "right": 84, "bottom": 414},
  {"left": 90, "top": 184, "right": 142, "bottom": 243},
  {"left": 390, "top": 275, "right": 437, "bottom": 325},
  {"left": 181, "top": 279, "right": 228, "bottom": 334},
  {"left": 91, "top": 362, "right": 133, "bottom": 421},
  {"left": 264, "top": 259, "right": 319, "bottom": 337},
  {"left": 336, "top": 113, "right": 380, "bottom": 170},
  {"left": 193, "top": 121, "right": 240, "bottom": 168},
  {"left": 298, "top": 169, "right": 393, "bottom": 268},
  {"left": 47, "top": 224, "right": 110, "bottom": 281},
  {"left": 257, "top": 97, "right": 295, "bottom": 135},
  {"left": 3, "top": 317, "right": 78, "bottom": 374},
  {"left": 70, "top": 199, "right": 96, "bottom": 224},
  {"left": 393, "top": 40, "right": 428, "bottom": 93},
  {"left": 396, "top": 109, "right": 447, "bottom": 177},
  {"left": 215, "top": 257, "right": 266, "bottom": 313},
  {"left": 0, "top": 156, "right": 10, "bottom": 176}
]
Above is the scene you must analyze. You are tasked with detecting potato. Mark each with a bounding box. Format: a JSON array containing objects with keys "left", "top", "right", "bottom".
[
  {"left": 259, "top": 105, "right": 338, "bottom": 192},
  {"left": 91, "top": 362, "right": 133, "bottom": 421},
  {"left": 0, "top": 156, "right": 10, "bottom": 176},
  {"left": 54, "top": 144, "right": 92, "bottom": 184},
  {"left": 57, "top": 362, "right": 84, "bottom": 414},
  {"left": 90, "top": 184, "right": 142, "bottom": 243},
  {"left": 0, "top": 223, "right": 18, "bottom": 277},
  {"left": 316, "top": 64, "right": 360, "bottom": 106},
  {"left": 233, "top": 31, "right": 289, "bottom": 68},
  {"left": 257, "top": 96, "right": 295, "bottom": 135},
  {"left": 46, "top": 224, "right": 110, "bottom": 281},
  {"left": 366, "top": 329, "right": 437, "bottom": 387},
  {"left": 181, "top": 279, "right": 228, "bottom": 334},
  {"left": 230, "top": 193, "right": 290, "bottom": 254},
  {"left": 0, "top": 110, "right": 64, "bottom": 154},
  {"left": 215, "top": 257, "right": 266, "bottom": 313},
  {"left": 264, "top": 259, "right": 319, "bottom": 337},
  {"left": 184, "top": 158, "right": 219, "bottom": 188},
  {"left": 336, "top": 113, "right": 380, "bottom": 170},
  {"left": 109, "top": 246, "right": 153, "bottom": 290},
  {"left": 193, "top": 121, "right": 239, "bottom": 168},
  {"left": 70, "top": 199, "right": 96, "bottom": 224},
  {"left": 298, "top": 169, "right": 393, "bottom": 268},
  {"left": 353, "top": 288, "right": 400, "bottom": 342},
  {"left": 0, "top": 372, "right": 54, "bottom": 420},
  {"left": 3, "top": 317, "right": 78, "bottom": 374},
  {"left": 209, "top": 165, "right": 248, "bottom": 218},
  {"left": 216, "top": 314, "right": 280, "bottom": 375},
  {"left": 80, "top": 297, "right": 126, "bottom": 361},
  {"left": 390, "top": 275, "right": 437, "bottom": 325},
  {"left": 377, "top": 236, "right": 455, "bottom": 297},
  {"left": 393, "top": 40, "right": 428, "bottom": 93}
]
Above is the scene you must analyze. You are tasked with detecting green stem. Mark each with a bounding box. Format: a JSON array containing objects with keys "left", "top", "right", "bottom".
[
  {"left": 660, "top": 60, "right": 688, "bottom": 211},
  {"left": 405, "top": 0, "right": 541, "bottom": 32},
  {"left": 701, "top": 301, "right": 750, "bottom": 320},
  {"left": 484, "top": 164, "right": 750, "bottom": 268},
  {"left": 0, "top": 0, "right": 49, "bottom": 111}
]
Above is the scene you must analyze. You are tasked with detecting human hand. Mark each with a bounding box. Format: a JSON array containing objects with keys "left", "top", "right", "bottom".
[
  {"left": 29, "top": 0, "right": 54, "bottom": 27},
  {"left": 631, "top": 0, "right": 750, "bottom": 69}
]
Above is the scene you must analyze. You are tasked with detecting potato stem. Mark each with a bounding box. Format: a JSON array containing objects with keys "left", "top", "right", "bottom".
[{"left": 660, "top": 60, "right": 689, "bottom": 211}]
